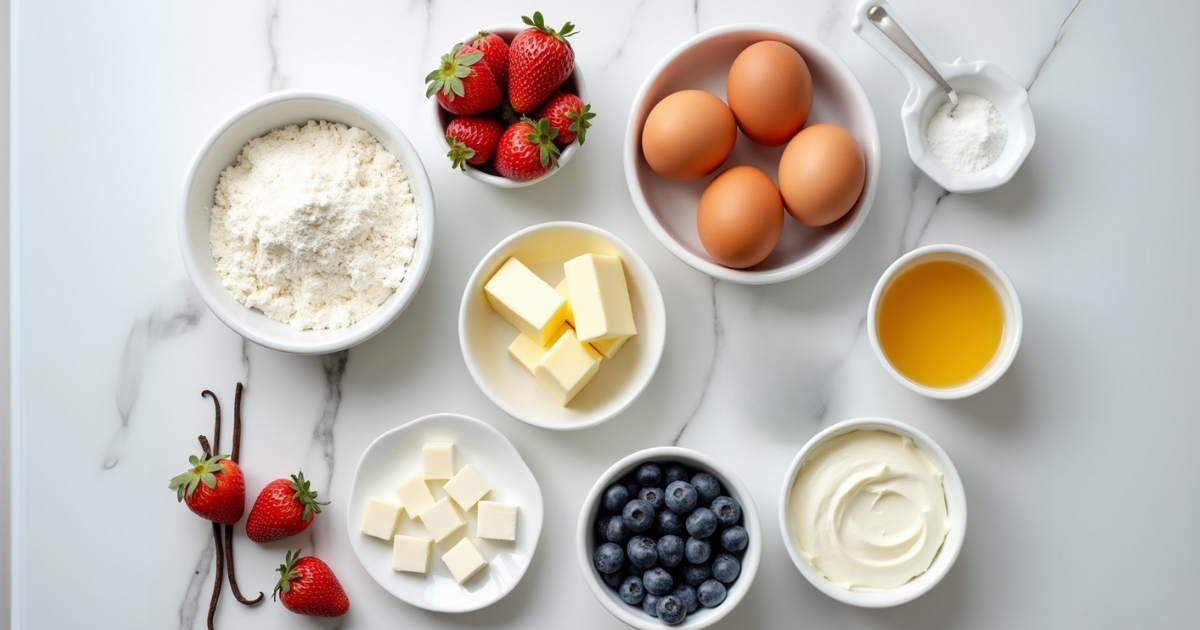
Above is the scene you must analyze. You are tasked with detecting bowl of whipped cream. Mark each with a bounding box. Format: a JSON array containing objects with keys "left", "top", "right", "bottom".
[
  {"left": 778, "top": 417, "right": 966, "bottom": 607},
  {"left": 180, "top": 90, "right": 435, "bottom": 354}
]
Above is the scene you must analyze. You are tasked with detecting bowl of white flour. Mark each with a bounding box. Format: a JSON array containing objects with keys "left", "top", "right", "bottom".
[{"left": 180, "top": 90, "right": 435, "bottom": 354}]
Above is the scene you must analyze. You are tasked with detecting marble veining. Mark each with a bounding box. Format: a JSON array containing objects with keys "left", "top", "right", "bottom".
[
  {"left": 304, "top": 349, "right": 349, "bottom": 550},
  {"left": 266, "top": 0, "right": 286, "bottom": 92},
  {"left": 1027, "top": 0, "right": 1084, "bottom": 90},
  {"left": 673, "top": 277, "right": 723, "bottom": 446},
  {"left": 177, "top": 538, "right": 216, "bottom": 630}
]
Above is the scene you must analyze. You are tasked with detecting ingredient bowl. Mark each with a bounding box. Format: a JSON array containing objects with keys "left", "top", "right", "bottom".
[
  {"left": 577, "top": 446, "right": 761, "bottom": 629},
  {"left": 624, "top": 24, "right": 880, "bottom": 284},
  {"left": 180, "top": 90, "right": 436, "bottom": 354},
  {"left": 779, "top": 417, "right": 966, "bottom": 607},
  {"left": 459, "top": 222, "right": 666, "bottom": 430}
]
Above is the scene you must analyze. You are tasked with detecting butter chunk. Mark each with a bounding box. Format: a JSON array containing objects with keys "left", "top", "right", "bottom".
[
  {"left": 484, "top": 257, "right": 568, "bottom": 346},
  {"left": 534, "top": 327, "right": 603, "bottom": 406},
  {"left": 360, "top": 498, "right": 402, "bottom": 541},
  {"left": 563, "top": 254, "right": 637, "bottom": 343},
  {"left": 441, "top": 538, "right": 489, "bottom": 584},
  {"left": 417, "top": 497, "right": 465, "bottom": 543},
  {"left": 556, "top": 279, "right": 629, "bottom": 359},
  {"left": 477, "top": 501, "right": 519, "bottom": 541},
  {"left": 395, "top": 475, "right": 435, "bottom": 518},
  {"left": 555, "top": 279, "right": 576, "bottom": 327},
  {"left": 443, "top": 464, "right": 491, "bottom": 510},
  {"left": 423, "top": 442, "right": 455, "bottom": 480},
  {"left": 391, "top": 534, "right": 432, "bottom": 573},
  {"left": 508, "top": 322, "right": 572, "bottom": 374}
]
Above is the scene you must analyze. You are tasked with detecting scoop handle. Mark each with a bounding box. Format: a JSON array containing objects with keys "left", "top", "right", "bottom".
[{"left": 865, "top": 5, "right": 957, "bottom": 107}]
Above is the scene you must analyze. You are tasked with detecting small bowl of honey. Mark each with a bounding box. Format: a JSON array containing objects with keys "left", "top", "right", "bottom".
[{"left": 868, "top": 244, "right": 1022, "bottom": 399}]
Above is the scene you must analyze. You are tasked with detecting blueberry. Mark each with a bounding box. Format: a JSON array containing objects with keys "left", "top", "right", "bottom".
[
  {"left": 686, "top": 508, "right": 718, "bottom": 538},
  {"left": 720, "top": 525, "right": 748, "bottom": 552},
  {"left": 643, "top": 567, "right": 674, "bottom": 595},
  {"left": 642, "top": 592, "right": 660, "bottom": 617},
  {"left": 656, "top": 594, "right": 687, "bottom": 625},
  {"left": 697, "top": 579, "right": 727, "bottom": 608},
  {"left": 673, "top": 584, "right": 698, "bottom": 613},
  {"left": 664, "top": 463, "right": 690, "bottom": 485},
  {"left": 710, "top": 496, "right": 742, "bottom": 527},
  {"left": 603, "top": 483, "right": 630, "bottom": 513},
  {"left": 664, "top": 481, "right": 698, "bottom": 514},
  {"left": 601, "top": 570, "right": 624, "bottom": 588},
  {"left": 636, "top": 463, "right": 663, "bottom": 487},
  {"left": 656, "top": 510, "right": 684, "bottom": 536},
  {"left": 602, "top": 515, "right": 629, "bottom": 544},
  {"left": 627, "top": 535, "right": 658, "bottom": 570},
  {"left": 638, "top": 487, "right": 666, "bottom": 511},
  {"left": 711, "top": 553, "right": 741, "bottom": 583},
  {"left": 619, "top": 575, "right": 645, "bottom": 605},
  {"left": 594, "top": 542, "right": 624, "bottom": 574},
  {"left": 622, "top": 499, "right": 656, "bottom": 533},
  {"left": 684, "top": 537, "right": 711, "bottom": 564},
  {"left": 690, "top": 473, "right": 721, "bottom": 505},
  {"left": 683, "top": 562, "right": 711, "bottom": 586},
  {"left": 656, "top": 535, "right": 684, "bottom": 567}
]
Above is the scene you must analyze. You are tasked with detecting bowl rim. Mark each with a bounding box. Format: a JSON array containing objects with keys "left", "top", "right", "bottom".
[
  {"left": 777, "top": 417, "right": 967, "bottom": 608},
  {"left": 179, "top": 89, "right": 436, "bottom": 354},
  {"left": 622, "top": 23, "right": 880, "bottom": 285},
  {"left": 457, "top": 221, "right": 666, "bottom": 430},
  {"left": 576, "top": 446, "right": 762, "bottom": 630}
]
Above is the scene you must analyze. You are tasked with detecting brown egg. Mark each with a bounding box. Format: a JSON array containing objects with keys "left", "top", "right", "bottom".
[
  {"left": 697, "top": 166, "right": 784, "bottom": 268},
  {"left": 726, "top": 41, "right": 813, "bottom": 147},
  {"left": 641, "top": 90, "right": 737, "bottom": 180},
  {"left": 778, "top": 123, "right": 865, "bottom": 226}
]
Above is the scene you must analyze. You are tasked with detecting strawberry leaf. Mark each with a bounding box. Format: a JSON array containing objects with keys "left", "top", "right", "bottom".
[
  {"left": 566, "top": 103, "right": 596, "bottom": 145},
  {"left": 288, "top": 471, "right": 330, "bottom": 522},
  {"left": 425, "top": 42, "right": 483, "bottom": 102},
  {"left": 522, "top": 117, "right": 561, "bottom": 168},
  {"left": 446, "top": 137, "right": 477, "bottom": 171}
]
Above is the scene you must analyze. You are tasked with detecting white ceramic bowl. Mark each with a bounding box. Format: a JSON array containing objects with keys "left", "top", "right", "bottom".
[
  {"left": 778, "top": 417, "right": 966, "bottom": 608},
  {"left": 624, "top": 24, "right": 880, "bottom": 284},
  {"left": 459, "top": 222, "right": 666, "bottom": 430},
  {"left": 868, "top": 244, "right": 1022, "bottom": 399},
  {"left": 429, "top": 26, "right": 588, "bottom": 188},
  {"left": 346, "top": 413, "right": 544, "bottom": 613},
  {"left": 577, "top": 447, "right": 762, "bottom": 629},
  {"left": 180, "top": 90, "right": 435, "bottom": 354}
]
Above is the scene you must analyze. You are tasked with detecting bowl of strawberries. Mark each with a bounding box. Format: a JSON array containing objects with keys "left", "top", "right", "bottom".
[{"left": 427, "top": 11, "right": 594, "bottom": 187}]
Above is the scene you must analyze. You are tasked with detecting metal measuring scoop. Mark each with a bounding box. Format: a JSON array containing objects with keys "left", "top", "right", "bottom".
[{"left": 867, "top": 5, "right": 958, "bottom": 111}]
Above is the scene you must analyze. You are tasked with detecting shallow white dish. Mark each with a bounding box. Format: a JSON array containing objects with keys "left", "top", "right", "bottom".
[
  {"left": 624, "top": 24, "right": 880, "bottom": 284},
  {"left": 346, "top": 413, "right": 544, "bottom": 613},
  {"left": 459, "top": 222, "right": 666, "bottom": 430},
  {"left": 778, "top": 417, "right": 966, "bottom": 608},
  {"left": 180, "top": 90, "right": 435, "bottom": 354}
]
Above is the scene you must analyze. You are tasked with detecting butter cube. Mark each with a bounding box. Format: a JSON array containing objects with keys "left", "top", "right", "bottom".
[
  {"left": 477, "top": 501, "right": 519, "bottom": 541},
  {"left": 441, "top": 538, "right": 489, "bottom": 584},
  {"left": 391, "top": 534, "right": 432, "bottom": 573},
  {"left": 443, "top": 464, "right": 491, "bottom": 510},
  {"left": 417, "top": 497, "right": 465, "bottom": 543},
  {"left": 508, "top": 322, "right": 571, "bottom": 374},
  {"left": 556, "top": 279, "right": 630, "bottom": 359},
  {"left": 395, "top": 475, "right": 435, "bottom": 518},
  {"left": 533, "top": 327, "right": 604, "bottom": 405},
  {"left": 563, "top": 254, "right": 637, "bottom": 342},
  {"left": 423, "top": 442, "right": 455, "bottom": 480},
  {"left": 360, "top": 498, "right": 402, "bottom": 541},
  {"left": 555, "top": 279, "right": 575, "bottom": 327},
  {"left": 484, "top": 257, "right": 568, "bottom": 346}
]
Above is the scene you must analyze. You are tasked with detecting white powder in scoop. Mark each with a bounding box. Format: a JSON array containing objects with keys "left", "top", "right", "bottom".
[
  {"left": 925, "top": 93, "right": 1007, "bottom": 173},
  {"left": 210, "top": 120, "right": 418, "bottom": 330}
]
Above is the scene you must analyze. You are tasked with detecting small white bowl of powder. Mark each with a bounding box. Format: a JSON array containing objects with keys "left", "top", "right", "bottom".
[{"left": 181, "top": 90, "right": 435, "bottom": 354}]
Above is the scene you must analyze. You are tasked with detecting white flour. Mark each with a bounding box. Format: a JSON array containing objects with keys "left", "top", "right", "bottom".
[
  {"left": 925, "top": 93, "right": 1007, "bottom": 173},
  {"left": 210, "top": 120, "right": 418, "bottom": 330}
]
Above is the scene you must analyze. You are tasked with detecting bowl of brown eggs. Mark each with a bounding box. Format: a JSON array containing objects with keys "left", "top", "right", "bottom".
[{"left": 623, "top": 24, "right": 880, "bottom": 285}]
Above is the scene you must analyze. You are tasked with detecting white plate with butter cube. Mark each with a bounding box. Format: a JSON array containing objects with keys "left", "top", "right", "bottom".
[
  {"left": 459, "top": 222, "right": 667, "bottom": 430},
  {"left": 347, "top": 413, "right": 544, "bottom": 612}
]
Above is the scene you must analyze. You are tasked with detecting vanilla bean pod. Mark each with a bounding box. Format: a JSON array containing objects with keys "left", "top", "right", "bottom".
[
  {"left": 198, "top": 433, "right": 225, "bottom": 630},
  {"left": 224, "top": 382, "right": 263, "bottom": 606}
]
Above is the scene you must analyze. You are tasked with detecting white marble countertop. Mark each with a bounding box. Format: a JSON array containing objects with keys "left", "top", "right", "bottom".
[{"left": 11, "top": 0, "right": 1200, "bottom": 627}]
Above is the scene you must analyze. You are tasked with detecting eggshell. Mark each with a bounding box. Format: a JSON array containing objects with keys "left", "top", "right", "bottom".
[
  {"left": 697, "top": 166, "right": 784, "bottom": 269},
  {"left": 641, "top": 90, "right": 737, "bottom": 181},
  {"left": 778, "top": 123, "right": 865, "bottom": 227},
  {"left": 727, "top": 41, "right": 813, "bottom": 147}
]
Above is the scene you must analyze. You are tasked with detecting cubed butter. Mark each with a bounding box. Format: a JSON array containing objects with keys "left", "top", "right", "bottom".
[
  {"left": 441, "top": 538, "right": 489, "bottom": 584},
  {"left": 555, "top": 279, "right": 575, "bottom": 327},
  {"left": 563, "top": 254, "right": 637, "bottom": 342},
  {"left": 360, "top": 498, "right": 402, "bottom": 541},
  {"left": 533, "top": 328, "right": 604, "bottom": 405},
  {"left": 507, "top": 322, "right": 571, "bottom": 374},
  {"left": 417, "top": 497, "right": 465, "bottom": 543},
  {"left": 395, "top": 475, "right": 435, "bottom": 518},
  {"left": 443, "top": 464, "right": 491, "bottom": 510},
  {"left": 391, "top": 534, "right": 432, "bottom": 573},
  {"left": 477, "top": 501, "right": 519, "bottom": 541},
  {"left": 556, "top": 279, "right": 630, "bottom": 359},
  {"left": 484, "top": 257, "right": 568, "bottom": 346},
  {"left": 423, "top": 442, "right": 455, "bottom": 480}
]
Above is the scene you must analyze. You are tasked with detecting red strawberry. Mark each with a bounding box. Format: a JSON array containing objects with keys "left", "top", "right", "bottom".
[
  {"left": 508, "top": 12, "right": 577, "bottom": 112},
  {"left": 534, "top": 93, "right": 595, "bottom": 146},
  {"left": 245, "top": 470, "right": 329, "bottom": 543},
  {"left": 169, "top": 453, "right": 245, "bottom": 525},
  {"left": 494, "top": 118, "right": 561, "bottom": 181},
  {"left": 472, "top": 30, "right": 510, "bottom": 90},
  {"left": 445, "top": 116, "right": 503, "bottom": 170},
  {"left": 425, "top": 42, "right": 503, "bottom": 115},
  {"left": 274, "top": 550, "right": 350, "bottom": 618}
]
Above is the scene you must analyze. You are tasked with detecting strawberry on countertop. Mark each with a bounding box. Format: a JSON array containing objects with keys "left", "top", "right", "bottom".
[
  {"left": 535, "top": 92, "right": 594, "bottom": 146},
  {"left": 508, "top": 12, "right": 576, "bottom": 112},
  {"left": 494, "top": 117, "right": 560, "bottom": 181},
  {"left": 445, "top": 116, "right": 504, "bottom": 170},
  {"left": 274, "top": 550, "right": 350, "bottom": 618},
  {"left": 169, "top": 452, "right": 246, "bottom": 525},
  {"left": 472, "top": 30, "right": 510, "bottom": 90},
  {"left": 426, "top": 42, "right": 503, "bottom": 115},
  {"left": 245, "top": 471, "right": 329, "bottom": 543}
]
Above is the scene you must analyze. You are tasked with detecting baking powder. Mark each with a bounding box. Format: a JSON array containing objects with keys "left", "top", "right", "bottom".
[{"left": 925, "top": 93, "right": 1007, "bottom": 173}]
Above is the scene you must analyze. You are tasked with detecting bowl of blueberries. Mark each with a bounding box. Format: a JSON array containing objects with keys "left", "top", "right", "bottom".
[{"left": 576, "top": 447, "right": 761, "bottom": 628}]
